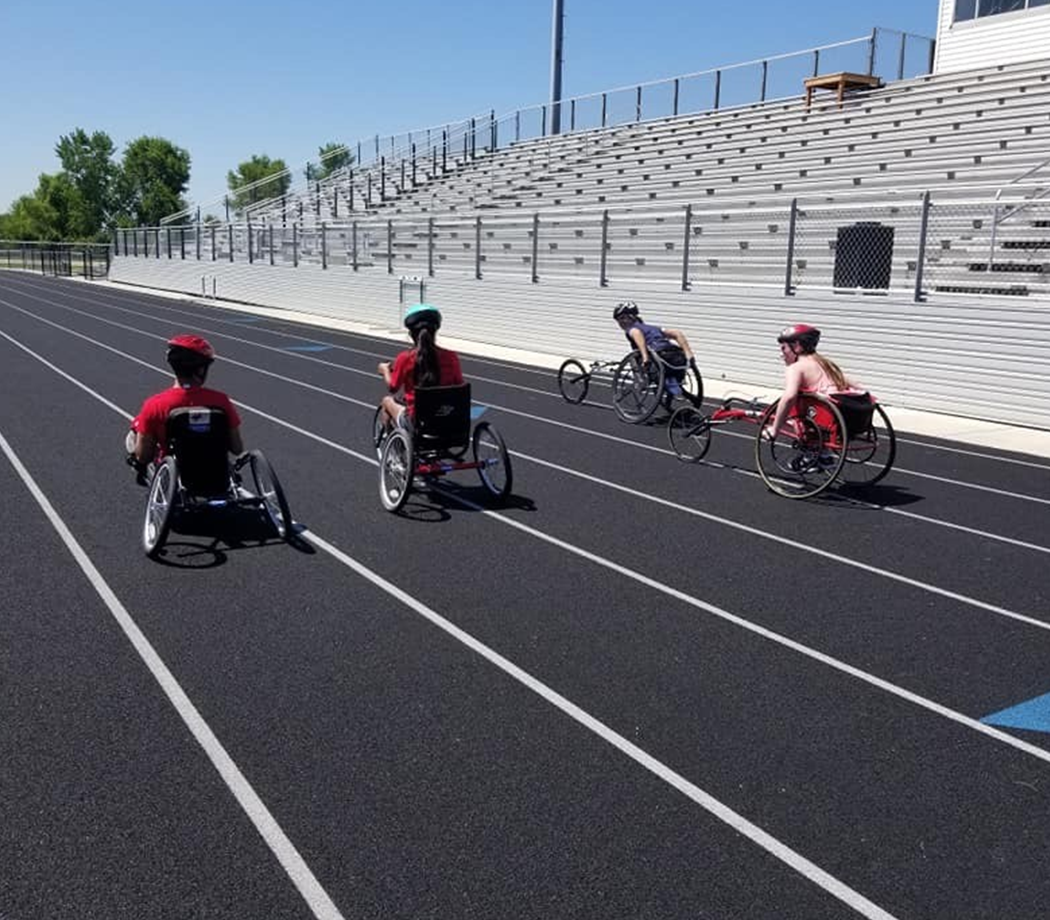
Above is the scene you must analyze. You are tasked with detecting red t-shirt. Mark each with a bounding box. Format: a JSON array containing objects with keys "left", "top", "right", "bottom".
[
  {"left": 388, "top": 346, "right": 464, "bottom": 416},
  {"left": 132, "top": 385, "right": 242, "bottom": 455}
]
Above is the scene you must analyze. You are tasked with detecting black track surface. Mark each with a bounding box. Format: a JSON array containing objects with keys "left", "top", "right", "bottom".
[{"left": 2, "top": 273, "right": 1049, "bottom": 920}]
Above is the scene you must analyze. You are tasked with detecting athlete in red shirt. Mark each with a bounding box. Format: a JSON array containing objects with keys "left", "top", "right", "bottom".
[
  {"left": 126, "top": 334, "right": 244, "bottom": 481},
  {"left": 376, "top": 304, "right": 464, "bottom": 443}
]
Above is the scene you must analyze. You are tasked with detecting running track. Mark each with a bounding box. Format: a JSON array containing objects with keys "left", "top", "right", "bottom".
[{"left": 1, "top": 272, "right": 1049, "bottom": 920}]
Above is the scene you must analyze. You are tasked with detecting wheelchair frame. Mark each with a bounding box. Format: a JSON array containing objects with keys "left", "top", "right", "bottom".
[
  {"left": 667, "top": 392, "right": 896, "bottom": 499},
  {"left": 558, "top": 349, "right": 704, "bottom": 424},
  {"left": 375, "top": 384, "right": 513, "bottom": 513},
  {"left": 142, "top": 410, "right": 292, "bottom": 557}
]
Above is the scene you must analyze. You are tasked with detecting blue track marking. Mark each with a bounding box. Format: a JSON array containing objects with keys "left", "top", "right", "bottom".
[
  {"left": 470, "top": 404, "right": 488, "bottom": 419},
  {"left": 284, "top": 344, "right": 332, "bottom": 352},
  {"left": 981, "top": 691, "right": 1050, "bottom": 734}
]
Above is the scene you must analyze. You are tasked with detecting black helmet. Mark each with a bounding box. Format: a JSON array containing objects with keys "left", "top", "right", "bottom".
[
  {"left": 777, "top": 323, "right": 821, "bottom": 354},
  {"left": 613, "top": 301, "right": 639, "bottom": 321}
]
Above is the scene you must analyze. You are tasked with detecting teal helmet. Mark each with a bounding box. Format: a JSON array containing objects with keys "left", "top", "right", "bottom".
[{"left": 404, "top": 303, "right": 442, "bottom": 331}]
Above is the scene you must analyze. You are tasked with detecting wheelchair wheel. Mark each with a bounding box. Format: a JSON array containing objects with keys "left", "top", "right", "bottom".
[
  {"left": 379, "top": 428, "right": 414, "bottom": 512},
  {"left": 372, "top": 406, "right": 385, "bottom": 457},
  {"left": 840, "top": 403, "right": 897, "bottom": 488},
  {"left": 557, "top": 359, "right": 590, "bottom": 404},
  {"left": 612, "top": 352, "right": 663, "bottom": 424},
  {"left": 755, "top": 395, "right": 847, "bottom": 499},
  {"left": 472, "top": 421, "right": 513, "bottom": 502},
  {"left": 668, "top": 406, "right": 712, "bottom": 463},
  {"left": 142, "top": 456, "right": 178, "bottom": 557},
  {"left": 248, "top": 450, "right": 292, "bottom": 539},
  {"left": 682, "top": 361, "right": 704, "bottom": 409}
]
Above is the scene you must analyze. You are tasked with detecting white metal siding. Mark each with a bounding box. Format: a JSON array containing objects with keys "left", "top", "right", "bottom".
[
  {"left": 936, "top": 0, "right": 1050, "bottom": 73},
  {"left": 110, "top": 256, "right": 1050, "bottom": 430}
]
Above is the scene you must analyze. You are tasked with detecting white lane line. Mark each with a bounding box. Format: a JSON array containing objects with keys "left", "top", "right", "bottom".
[
  {"left": 0, "top": 427, "right": 346, "bottom": 920},
  {"left": 5, "top": 300, "right": 1050, "bottom": 635},
  {"left": 0, "top": 330, "right": 904, "bottom": 920},
  {"left": 11, "top": 285, "right": 1050, "bottom": 512},
  {"left": 5, "top": 322, "right": 1050, "bottom": 779},
  {"left": 301, "top": 531, "right": 902, "bottom": 920},
  {"left": 14, "top": 275, "right": 1050, "bottom": 472}
]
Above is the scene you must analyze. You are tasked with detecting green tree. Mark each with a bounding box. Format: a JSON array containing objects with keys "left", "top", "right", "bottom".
[
  {"left": 227, "top": 155, "right": 290, "bottom": 212},
  {"left": 306, "top": 142, "right": 353, "bottom": 182},
  {"left": 55, "top": 128, "right": 118, "bottom": 236},
  {"left": 2, "top": 173, "right": 81, "bottom": 241},
  {"left": 117, "top": 136, "right": 191, "bottom": 226}
]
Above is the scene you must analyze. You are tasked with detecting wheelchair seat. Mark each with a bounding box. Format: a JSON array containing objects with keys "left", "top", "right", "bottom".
[
  {"left": 828, "top": 392, "right": 876, "bottom": 439},
  {"left": 166, "top": 407, "right": 231, "bottom": 497},
  {"left": 412, "top": 384, "right": 472, "bottom": 454}
]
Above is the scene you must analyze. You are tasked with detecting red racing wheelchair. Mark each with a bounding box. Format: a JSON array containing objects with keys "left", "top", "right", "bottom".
[{"left": 667, "top": 391, "right": 896, "bottom": 499}]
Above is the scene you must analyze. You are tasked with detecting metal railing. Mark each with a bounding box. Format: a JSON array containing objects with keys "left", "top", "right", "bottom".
[
  {"left": 166, "top": 26, "right": 934, "bottom": 226},
  {"left": 119, "top": 182, "right": 1050, "bottom": 301},
  {"left": 0, "top": 240, "right": 111, "bottom": 278}
]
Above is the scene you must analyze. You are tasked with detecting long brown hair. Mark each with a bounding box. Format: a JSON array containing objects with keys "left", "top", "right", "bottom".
[
  {"left": 813, "top": 352, "right": 850, "bottom": 390},
  {"left": 412, "top": 325, "right": 440, "bottom": 388}
]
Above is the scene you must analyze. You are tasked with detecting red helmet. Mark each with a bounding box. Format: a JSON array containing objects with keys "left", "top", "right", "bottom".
[
  {"left": 166, "top": 334, "right": 215, "bottom": 371},
  {"left": 777, "top": 323, "right": 820, "bottom": 353}
]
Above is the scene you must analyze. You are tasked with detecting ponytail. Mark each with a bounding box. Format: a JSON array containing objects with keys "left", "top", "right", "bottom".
[
  {"left": 814, "top": 353, "right": 850, "bottom": 391},
  {"left": 414, "top": 326, "right": 440, "bottom": 388}
]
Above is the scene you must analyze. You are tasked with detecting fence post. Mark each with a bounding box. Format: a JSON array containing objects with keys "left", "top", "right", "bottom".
[
  {"left": 228, "top": 224, "right": 234, "bottom": 262},
  {"left": 784, "top": 198, "right": 798, "bottom": 296},
  {"left": 412, "top": 144, "right": 417, "bottom": 186},
  {"left": 269, "top": 225, "right": 274, "bottom": 265},
  {"left": 599, "top": 209, "right": 609, "bottom": 287},
  {"left": 813, "top": 49, "right": 820, "bottom": 77},
  {"left": 673, "top": 79, "right": 680, "bottom": 117},
  {"left": 867, "top": 28, "right": 877, "bottom": 76},
  {"left": 531, "top": 213, "right": 540, "bottom": 283},
  {"left": 681, "top": 204, "right": 692, "bottom": 292},
  {"left": 381, "top": 157, "right": 387, "bottom": 201},
  {"left": 248, "top": 219, "right": 254, "bottom": 264},
  {"left": 542, "top": 104, "right": 547, "bottom": 137},
  {"left": 321, "top": 221, "right": 328, "bottom": 270},
  {"left": 428, "top": 216, "right": 434, "bottom": 277},
  {"left": 196, "top": 221, "right": 201, "bottom": 260},
  {"left": 898, "top": 33, "right": 907, "bottom": 80},
  {"left": 293, "top": 224, "right": 299, "bottom": 268},
  {"left": 635, "top": 85, "right": 642, "bottom": 122},
  {"left": 387, "top": 219, "right": 393, "bottom": 274},
  {"left": 760, "top": 60, "right": 768, "bottom": 102},
  {"left": 714, "top": 71, "right": 721, "bottom": 110},
  {"left": 914, "top": 190, "right": 931, "bottom": 302},
  {"left": 516, "top": 110, "right": 521, "bottom": 143},
  {"left": 352, "top": 221, "right": 358, "bottom": 271},
  {"left": 180, "top": 227, "right": 185, "bottom": 260},
  {"left": 475, "top": 215, "right": 482, "bottom": 280},
  {"left": 601, "top": 93, "right": 607, "bottom": 128},
  {"left": 166, "top": 227, "right": 172, "bottom": 259},
  {"left": 155, "top": 228, "right": 160, "bottom": 259},
  {"left": 211, "top": 224, "right": 216, "bottom": 261}
]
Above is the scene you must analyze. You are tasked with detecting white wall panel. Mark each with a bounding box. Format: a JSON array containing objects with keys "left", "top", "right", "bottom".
[
  {"left": 111, "top": 256, "right": 1050, "bottom": 429},
  {"left": 936, "top": 0, "right": 1050, "bottom": 73}
]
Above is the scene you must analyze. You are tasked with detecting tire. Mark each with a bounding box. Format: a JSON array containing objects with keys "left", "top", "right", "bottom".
[
  {"left": 372, "top": 405, "right": 386, "bottom": 458},
  {"left": 472, "top": 422, "right": 513, "bottom": 502},
  {"left": 143, "top": 456, "right": 178, "bottom": 557},
  {"left": 379, "top": 428, "right": 414, "bottom": 513},
  {"left": 557, "top": 359, "right": 590, "bottom": 404},
  {"left": 668, "top": 406, "right": 711, "bottom": 462},
  {"left": 612, "top": 352, "right": 663, "bottom": 424},
  {"left": 840, "top": 403, "right": 897, "bottom": 488},
  {"left": 755, "top": 395, "right": 847, "bottom": 499},
  {"left": 248, "top": 450, "right": 292, "bottom": 539},
  {"left": 683, "top": 361, "right": 704, "bottom": 409}
]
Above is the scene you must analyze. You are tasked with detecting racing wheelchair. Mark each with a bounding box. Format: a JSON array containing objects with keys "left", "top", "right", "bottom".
[
  {"left": 668, "top": 390, "right": 896, "bottom": 499},
  {"left": 558, "top": 348, "right": 703, "bottom": 424},
  {"left": 375, "top": 383, "right": 512, "bottom": 513},
  {"left": 142, "top": 407, "right": 292, "bottom": 557}
]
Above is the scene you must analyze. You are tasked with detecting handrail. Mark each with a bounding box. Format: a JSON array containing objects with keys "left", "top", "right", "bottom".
[
  {"left": 987, "top": 153, "right": 1050, "bottom": 267},
  {"left": 165, "top": 26, "right": 933, "bottom": 224}
]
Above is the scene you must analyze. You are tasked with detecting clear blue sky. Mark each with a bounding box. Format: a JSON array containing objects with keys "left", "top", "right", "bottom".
[{"left": 0, "top": 0, "right": 938, "bottom": 215}]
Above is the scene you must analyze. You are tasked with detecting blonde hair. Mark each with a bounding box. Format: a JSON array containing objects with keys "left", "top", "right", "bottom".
[{"left": 814, "top": 353, "right": 850, "bottom": 390}]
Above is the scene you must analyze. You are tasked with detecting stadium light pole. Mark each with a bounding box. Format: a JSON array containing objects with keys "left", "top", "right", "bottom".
[{"left": 549, "top": 0, "right": 565, "bottom": 135}]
